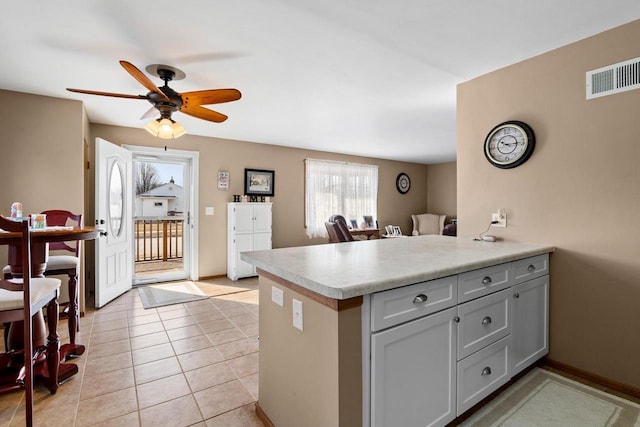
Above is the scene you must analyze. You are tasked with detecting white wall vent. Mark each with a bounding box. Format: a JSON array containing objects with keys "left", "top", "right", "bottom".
[{"left": 586, "top": 57, "right": 640, "bottom": 99}]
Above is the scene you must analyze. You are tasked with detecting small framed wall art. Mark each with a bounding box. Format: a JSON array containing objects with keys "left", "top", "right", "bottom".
[
  {"left": 217, "top": 171, "right": 229, "bottom": 190},
  {"left": 244, "top": 168, "right": 275, "bottom": 196}
]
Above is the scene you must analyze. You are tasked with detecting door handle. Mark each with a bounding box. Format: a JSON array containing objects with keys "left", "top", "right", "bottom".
[{"left": 99, "top": 231, "right": 108, "bottom": 237}]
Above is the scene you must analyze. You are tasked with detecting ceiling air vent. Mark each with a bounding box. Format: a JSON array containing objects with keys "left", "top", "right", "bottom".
[{"left": 586, "top": 56, "right": 640, "bottom": 99}]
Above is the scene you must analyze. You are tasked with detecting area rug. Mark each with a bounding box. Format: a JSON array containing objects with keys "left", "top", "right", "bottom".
[
  {"left": 460, "top": 367, "right": 640, "bottom": 427},
  {"left": 138, "top": 281, "right": 209, "bottom": 309}
]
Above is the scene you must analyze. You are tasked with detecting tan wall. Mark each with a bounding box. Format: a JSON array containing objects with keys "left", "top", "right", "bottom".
[
  {"left": 90, "top": 124, "right": 429, "bottom": 278},
  {"left": 457, "top": 20, "right": 640, "bottom": 389},
  {"left": 0, "top": 89, "right": 85, "bottom": 305},
  {"left": 427, "top": 161, "right": 457, "bottom": 220},
  {"left": 258, "top": 276, "right": 361, "bottom": 427}
]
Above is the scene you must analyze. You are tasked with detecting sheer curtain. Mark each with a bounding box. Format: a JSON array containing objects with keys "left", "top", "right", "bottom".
[{"left": 305, "top": 159, "right": 378, "bottom": 238}]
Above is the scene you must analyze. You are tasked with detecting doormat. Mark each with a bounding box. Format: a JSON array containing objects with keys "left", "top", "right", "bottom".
[
  {"left": 460, "top": 367, "right": 640, "bottom": 426},
  {"left": 138, "top": 281, "right": 209, "bottom": 309}
]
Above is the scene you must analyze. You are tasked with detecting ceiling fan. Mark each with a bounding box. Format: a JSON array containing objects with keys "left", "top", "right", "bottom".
[{"left": 67, "top": 60, "right": 241, "bottom": 138}]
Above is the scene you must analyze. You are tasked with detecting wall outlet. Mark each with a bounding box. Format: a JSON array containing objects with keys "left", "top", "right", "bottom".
[
  {"left": 271, "top": 286, "right": 284, "bottom": 307},
  {"left": 205, "top": 207, "right": 215, "bottom": 216},
  {"left": 292, "top": 299, "right": 303, "bottom": 331},
  {"left": 491, "top": 211, "right": 507, "bottom": 227}
]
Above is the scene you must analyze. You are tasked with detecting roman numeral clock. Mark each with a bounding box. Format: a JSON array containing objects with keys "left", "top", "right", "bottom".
[{"left": 484, "top": 121, "right": 535, "bottom": 169}]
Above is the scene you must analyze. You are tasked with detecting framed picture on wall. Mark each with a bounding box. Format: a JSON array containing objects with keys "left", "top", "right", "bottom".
[
  {"left": 244, "top": 168, "right": 275, "bottom": 196},
  {"left": 217, "top": 171, "right": 229, "bottom": 190}
]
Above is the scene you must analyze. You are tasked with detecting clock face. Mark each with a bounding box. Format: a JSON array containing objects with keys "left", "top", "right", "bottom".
[
  {"left": 484, "top": 121, "right": 535, "bottom": 169},
  {"left": 396, "top": 173, "right": 411, "bottom": 194}
]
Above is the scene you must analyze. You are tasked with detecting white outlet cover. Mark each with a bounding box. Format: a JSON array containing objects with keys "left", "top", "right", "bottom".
[
  {"left": 292, "top": 299, "right": 303, "bottom": 331},
  {"left": 271, "top": 286, "right": 284, "bottom": 307}
]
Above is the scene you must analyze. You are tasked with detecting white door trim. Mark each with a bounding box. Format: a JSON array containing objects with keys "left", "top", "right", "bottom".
[{"left": 123, "top": 144, "right": 199, "bottom": 281}]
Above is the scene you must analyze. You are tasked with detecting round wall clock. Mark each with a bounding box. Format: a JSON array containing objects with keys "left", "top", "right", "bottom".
[
  {"left": 484, "top": 120, "right": 535, "bottom": 169},
  {"left": 396, "top": 173, "right": 411, "bottom": 194}
]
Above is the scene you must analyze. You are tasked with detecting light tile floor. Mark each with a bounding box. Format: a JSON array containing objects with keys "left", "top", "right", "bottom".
[{"left": 0, "top": 277, "right": 264, "bottom": 427}]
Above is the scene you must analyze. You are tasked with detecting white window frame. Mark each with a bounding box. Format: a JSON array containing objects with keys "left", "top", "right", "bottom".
[{"left": 304, "top": 158, "right": 378, "bottom": 238}]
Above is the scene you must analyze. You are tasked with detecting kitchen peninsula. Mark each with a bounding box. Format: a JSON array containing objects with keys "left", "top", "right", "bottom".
[{"left": 242, "top": 235, "right": 554, "bottom": 427}]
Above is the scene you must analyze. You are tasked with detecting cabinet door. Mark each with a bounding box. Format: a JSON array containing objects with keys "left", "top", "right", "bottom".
[
  {"left": 371, "top": 307, "right": 457, "bottom": 427},
  {"left": 511, "top": 276, "right": 549, "bottom": 375},
  {"left": 253, "top": 232, "right": 272, "bottom": 252},
  {"left": 234, "top": 233, "right": 256, "bottom": 278},
  {"left": 253, "top": 204, "right": 272, "bottom": 233},
  {"left": 234, "top": 204, "right": 255, "bottom": 234}
]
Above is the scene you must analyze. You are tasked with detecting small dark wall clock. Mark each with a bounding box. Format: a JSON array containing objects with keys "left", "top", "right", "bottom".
[
  {"left": 484, "top": 120, "right": 535, "bottom": 169},
  {"left": 396, "top": 173, "right": 411, "bottom": 194}
]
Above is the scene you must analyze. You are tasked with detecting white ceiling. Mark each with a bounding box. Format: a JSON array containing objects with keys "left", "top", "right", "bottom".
[{"left": 2, "top": 1, "right": 639, "bottom": 164}]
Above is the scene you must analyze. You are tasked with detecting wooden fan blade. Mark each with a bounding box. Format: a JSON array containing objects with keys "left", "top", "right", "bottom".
[
  {"left": 119, "top": 60, "right": 170, "bottom": 102},
  {"left": 181, "top": 89, "right": 241, "bottom": 106},
  {"left": 140, "top": 106, "right": 159, "bottom": 120},
  {"left": 66, "top": 88, "right": 147, "bottom": 99},
  {"left": 180, "top": 104, "right": 228, "bottom": 123}
]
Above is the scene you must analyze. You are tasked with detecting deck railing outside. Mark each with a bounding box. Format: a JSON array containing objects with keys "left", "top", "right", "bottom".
[{"left": 134, "top": 217, "right": 184, "bottom": 262}]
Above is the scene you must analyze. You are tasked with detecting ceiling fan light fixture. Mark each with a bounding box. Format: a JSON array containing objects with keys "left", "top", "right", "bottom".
[{"left": 145, "top": 117, "right": 186, "bottom": 139}]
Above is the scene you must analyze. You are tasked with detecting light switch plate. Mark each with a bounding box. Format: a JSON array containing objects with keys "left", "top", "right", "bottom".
[
  {"left": 271, "top": 286, "right": 284, "bottom": 307},
  {"left": 205, "top": 207, "right": 214, "bottom": 216},
  {"left": 292, "top": 299, "right": 303, "bottom": 331}
]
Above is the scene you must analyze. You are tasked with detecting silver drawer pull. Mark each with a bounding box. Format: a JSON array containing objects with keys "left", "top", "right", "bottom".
[
  {"left": 481, "top": 367, "right": 492, "bottom": 376},
  {"left": 453, "top": 316, "right": 460, "bottom": 323},
  {"left": 514, "top": 293, "right": 520, "bottom": 299},
  {"left": 527, "top": 264, "right": 535, "bottom": 272},
  {"left": 413, "top": 294, "right": 428, "bottom": 304},
  {"left": 481, "top": 276, "right": 492, "bottom": 285},
  {"left": 481, "top": 316, "right": 492, "bottom": 325}
]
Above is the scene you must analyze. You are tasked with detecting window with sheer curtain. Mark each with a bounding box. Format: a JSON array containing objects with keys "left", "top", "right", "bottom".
[{"left": 305, "top": 158, "right": 378, "bottom": 238}]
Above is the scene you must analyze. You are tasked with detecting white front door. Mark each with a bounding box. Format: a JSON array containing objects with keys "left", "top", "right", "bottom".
[{"left": 95, "top": 138, "right": 133, "bottom": 307}]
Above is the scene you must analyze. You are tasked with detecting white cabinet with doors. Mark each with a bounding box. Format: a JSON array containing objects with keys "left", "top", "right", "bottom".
[{"left": 227, "top": 202, "right": 272, "bottom": 280}]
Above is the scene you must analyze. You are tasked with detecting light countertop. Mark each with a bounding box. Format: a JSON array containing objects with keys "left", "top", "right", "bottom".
[{"left": 241, "top": 235, "right": 554, "bottom": 300}]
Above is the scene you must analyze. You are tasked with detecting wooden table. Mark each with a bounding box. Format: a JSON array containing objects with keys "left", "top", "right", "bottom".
[
  {"left": 349, "top": 228, "right": 381, "bottom": 239},
  {"left": 0, "top": 225, "right": 98, "bottom": 381}
]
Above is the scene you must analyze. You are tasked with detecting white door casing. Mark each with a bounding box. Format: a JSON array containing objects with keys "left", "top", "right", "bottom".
[{"left": 95, "top": 138, "right": 133, "bottom": 307}]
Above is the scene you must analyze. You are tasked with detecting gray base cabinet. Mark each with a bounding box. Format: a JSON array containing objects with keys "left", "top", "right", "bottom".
[{"left": 365, "top": 254, "right": 549, "bottom": 427}]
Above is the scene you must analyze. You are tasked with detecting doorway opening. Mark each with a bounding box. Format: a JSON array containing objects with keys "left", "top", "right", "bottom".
[{"left": 126, "top": 145, "right": 199, "bottom": 285}]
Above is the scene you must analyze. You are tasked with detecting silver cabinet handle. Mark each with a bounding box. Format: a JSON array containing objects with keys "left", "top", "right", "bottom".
[
  {"left": 413, "top": 294, "right": 428, "bottom": 304},
  {"left": 481, "top": 367, "right": 492, "bottom": 376},
  {"left": 514, "top": 293, "right": 520, "bottom": 299},
  {"left": 527, "top": 264, "right": 535, "bottom": 272},
  {"left": 453, "top": 316, "right": 460, "bottom": 323},
  {"left": 481, "top": 316, "right": 492, "bottom": 325},
  {"left": 482, "top": 276, "right": 492, "bottom": 285}
]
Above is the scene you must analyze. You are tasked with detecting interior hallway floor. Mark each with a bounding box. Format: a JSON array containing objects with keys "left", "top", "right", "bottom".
[{"left": 0, "top": 276, "right": 264, "bottom": 426}]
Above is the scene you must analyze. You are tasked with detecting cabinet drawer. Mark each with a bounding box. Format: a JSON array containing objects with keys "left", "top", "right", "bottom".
[
  {"left": 458, "top": 263, "right": 511, "bottom": 303},
  {"left": 512, "top": 254, "right": 549, "bottom": 284},
  {"left": 457, "top": 289, "right": 511, "bottom": 360},
  {"left": 371, "top": 276, "right": 457, "bottom": 331},
  {"left": 457, "top": 336, "right": 510, "bottom": 415}
]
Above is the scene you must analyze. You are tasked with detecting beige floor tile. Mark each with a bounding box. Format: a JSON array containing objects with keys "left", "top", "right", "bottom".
[
  {"left": 205, "top": 404, "right": 264, "bottom": 427},
  {"left": 91, "top": 317, "right": 128, "bottom": 333},
  {"left": 166, "top": 324, "right": 204, "bottom": 341},
  {"left": 187, "top": 302, "right": 221, "bottom": 315},
  {"left": 80, "top": 366, "right": 135, "bottom": 400},
  {"left": 93, "top": 310, "right": 128, "bottom": 324},
  {"left": 194, "top": 380, "right": 255, "bottom": 420},
  {"left": 191, "top": 309, "right": 227, "bottom": 323},
  {"left": 161, "top": 315, "right": 197, "bottom": 330},
  {"left": 227, "top": 312, "right": 258, "bottom": 327},
  {"left": 206, "top": 328, "right": 246, "bottom": 346},
  {"left": 13, "top": 399, "right": 78, "bottom": 427},
  {"left": 198, "top": 318, "right": 235, "bottom": 334},
  {"left": 89, "top": 327, "right": 130, "bottom": 345},
  {"left": 128, "top": 313, "right": 162, "bottom": 327},
  {"left": 216, "top": 337, "right": 259, "bottom": 360},
  {"left": 227, "top": 352, "right": 259, "bottom": 378},
  {"left": 91, "top": 410, "right": 140, "bottom": 427},
  {"left": 84, "top": 351, "right": 133, "bottom": 377},
  {"left": 132, "top": 342, "right": 175, "bottom": 366},
  {"left": 87, "top": 338, "right": 131, "bottom": 360},
  {"left": 178, "top": 347, "right": 224, "bottom": 371},
  {"left": 240, "top": 373, "right": 259, "bottom": 400},
  {"left": 127, "top": 307, "right": 154, "bottom": 318},
  {"left": 157, "top": 307, "right": 191, "bottom": 320},
  {"left": 171, "top": 334, "right": 213, "bottom": 355},
  {"left": 136, "top": 373, "right": 191, "bottom": 409},
  {"left": 76, "top": 386, "right": 138, "bottom": 426},
  {"left": 139, "top": 394, "right": 203, "bottom": 427},
  {"left": 129, "top": 321, "right": 165, "bottom": 338},
  {"left": 134, "top": 356, "right": 182, "bottom": 385},
  {"left": 130, "top": 331, "right": 169, "bottom": 350},
  {"left": 214, "top": 304, "right": 251, "bottom": 318},
  {"left": 184, "top": 361, "right": 237, "bottom": 392},
  {"left": 238, "top": 322, "right": 259, "bottom": 338}
]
